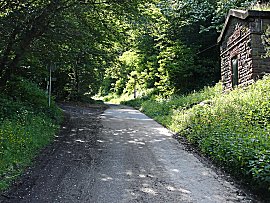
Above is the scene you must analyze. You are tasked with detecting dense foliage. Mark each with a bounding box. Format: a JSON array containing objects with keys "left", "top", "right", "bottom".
[
  {"left": 100, "top": 0, "right": 259, "bottom": 97},
  {"left": 1, "top": 0, "right": 268, "bottom": 98},
  {"left": 0, "top": 0, "right": 151, "bottom": 100},
  {"left": 122, "top": 76, "right": 270, "bottom": 195}
]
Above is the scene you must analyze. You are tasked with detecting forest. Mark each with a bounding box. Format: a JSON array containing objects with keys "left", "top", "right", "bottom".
[
  {"left": 1, "top": 0, "right": 270, "bottom": 197},
  {"left": 1, "top": 0, "right": 267, "bottom": 100}
]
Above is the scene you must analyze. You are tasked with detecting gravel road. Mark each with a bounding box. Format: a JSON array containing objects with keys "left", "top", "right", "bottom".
[{"left": 0, "top": 103, "right": 257, "bottom": 203}]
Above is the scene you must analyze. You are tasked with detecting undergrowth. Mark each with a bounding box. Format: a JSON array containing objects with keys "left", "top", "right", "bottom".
[
  {"left": 120, "top": 76, "right": 270, "bottom": 195},
  {"left": 0, "top": 77, "right": 63, "bottom": 191}
]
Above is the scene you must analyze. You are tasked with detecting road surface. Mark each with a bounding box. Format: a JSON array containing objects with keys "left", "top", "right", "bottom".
[{"left": 1, "top": 104, "right": 256, "bottom": 203}]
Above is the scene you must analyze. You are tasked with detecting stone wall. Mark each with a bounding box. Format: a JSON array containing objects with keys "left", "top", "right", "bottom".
[
  {"left": 220, "top": 17, "right": 253, "bottom": 90},
  {"left": 218, "top": 10, "right": 270, "bottom": 90}
]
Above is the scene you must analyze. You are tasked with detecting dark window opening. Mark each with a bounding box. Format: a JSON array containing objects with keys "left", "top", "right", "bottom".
[{"left": 231, "top": 57, "right": 238, "bottom": 87}]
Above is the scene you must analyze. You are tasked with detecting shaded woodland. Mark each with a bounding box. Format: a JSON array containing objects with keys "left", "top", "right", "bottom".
[{"left": 1, "top": 0, "right": 267, "bottom": 100}]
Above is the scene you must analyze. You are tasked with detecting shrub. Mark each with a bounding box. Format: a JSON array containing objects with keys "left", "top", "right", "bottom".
[{"left": 171, "top": 76, "right": 270, "bottom": 191}]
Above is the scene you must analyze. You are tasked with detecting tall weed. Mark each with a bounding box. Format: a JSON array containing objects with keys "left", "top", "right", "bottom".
[{"left": 171, "top": 76, "right": 270, "bottom": 191}]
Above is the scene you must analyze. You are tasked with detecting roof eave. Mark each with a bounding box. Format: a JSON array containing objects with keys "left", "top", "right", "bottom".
[{"left": 217, "top": 9, "right": 270, "bottom": 44}]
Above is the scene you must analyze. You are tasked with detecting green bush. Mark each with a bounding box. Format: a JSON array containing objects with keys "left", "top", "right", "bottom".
[{"left": 170, "top": 76, "right": 270, "bottom": 191}]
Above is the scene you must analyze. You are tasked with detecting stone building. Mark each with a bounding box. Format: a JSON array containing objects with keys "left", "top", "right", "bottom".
[{"left": 218, "top": 9, "right": 270, "bottom": 90}]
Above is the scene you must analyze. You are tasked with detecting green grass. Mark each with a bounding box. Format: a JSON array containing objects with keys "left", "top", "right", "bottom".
[
  {"left": 0, "top": 113, "right": 59, "bottom": 190},
  {"left": 0, "top": 78, "right": 63, "bottom": 191},
  {"left": 119, "top": 76, "right": 270, "bottom": 194}
]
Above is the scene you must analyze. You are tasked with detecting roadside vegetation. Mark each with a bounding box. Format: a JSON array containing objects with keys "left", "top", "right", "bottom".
[
  {"left": 118, "top": 76, "right": 270, "bottom": 195},
  {"left": 0, "top": 78, "right": 63, "bottom": 191}
]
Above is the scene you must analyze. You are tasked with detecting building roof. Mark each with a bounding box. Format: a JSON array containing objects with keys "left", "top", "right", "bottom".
[{"left": 217, "top": 9, "right": 270, "bottom": 43}]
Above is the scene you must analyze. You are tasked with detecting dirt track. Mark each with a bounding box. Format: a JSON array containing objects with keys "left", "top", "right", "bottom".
[{"left": 0, "top": 103, "right": 258, "bottom": 202}]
